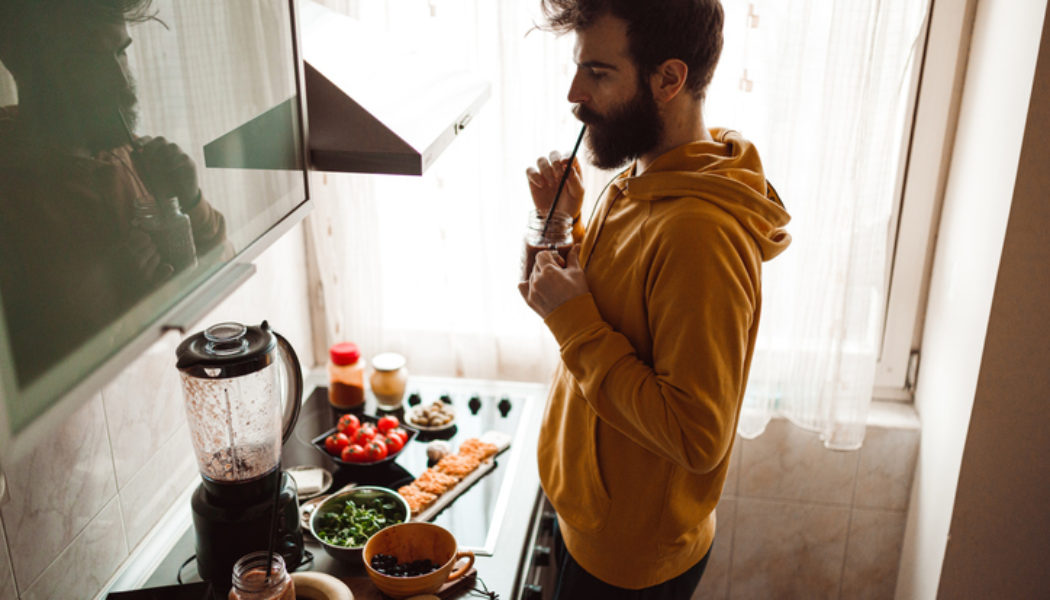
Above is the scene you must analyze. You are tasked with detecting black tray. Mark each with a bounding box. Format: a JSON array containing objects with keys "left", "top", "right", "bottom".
[{"left": 310, "top": 413, "right": 417, "bottom": 468}]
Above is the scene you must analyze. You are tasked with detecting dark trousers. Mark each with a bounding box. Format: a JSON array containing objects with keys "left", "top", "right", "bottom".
[{"left": 552, "top": 519, "right": 711, "bottom": 600}]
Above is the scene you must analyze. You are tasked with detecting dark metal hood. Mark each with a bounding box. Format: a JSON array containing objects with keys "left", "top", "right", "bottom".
[{"left": 299, "top": 0, "right": 490, "bottom": 176}]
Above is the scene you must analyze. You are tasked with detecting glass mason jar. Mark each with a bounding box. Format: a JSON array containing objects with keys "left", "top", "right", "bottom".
[
  {"left": 133, "top": 196, "right": 198, "bottom": 273},
  {"left": 521, "top": 210, "right": 574, "bottom": 282},
  {"left": 228, "top": 551, "right": 295, "bottom": 600},
  {"left": 328, "top": 342, "right": 366, "bottom": 409},
  {"left": 370, "top": 352, "right": 408, "bottom": 409}
]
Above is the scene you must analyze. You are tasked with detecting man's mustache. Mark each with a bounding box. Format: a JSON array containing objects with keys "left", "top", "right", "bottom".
[{"left": 573, "top": 104, "right": 602, "bottom": 125}]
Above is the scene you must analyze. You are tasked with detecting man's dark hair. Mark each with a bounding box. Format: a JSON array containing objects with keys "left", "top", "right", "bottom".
[
  {"left": 0, "top": 0, "right": 157, "bottom": 77},
  {"left": 540, "top": 0, "right": 724, "bottom": 99}
]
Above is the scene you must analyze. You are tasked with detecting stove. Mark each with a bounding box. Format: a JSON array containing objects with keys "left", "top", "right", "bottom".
[
  {"left": 119, "top": 376, "right": 547, "bottom": 596},
  {"left": 283, "top": 376, "right": 543, "bottom": 555}
]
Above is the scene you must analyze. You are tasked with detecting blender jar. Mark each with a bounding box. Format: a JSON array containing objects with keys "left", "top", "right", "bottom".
[{"left": 176, "top": 321, "right": 302, "bottom": 483}]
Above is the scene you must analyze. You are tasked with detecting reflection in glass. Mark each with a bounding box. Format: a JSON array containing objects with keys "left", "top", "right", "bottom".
[{"left": 0, "top": 0, "right": 306, "bottom": 433}]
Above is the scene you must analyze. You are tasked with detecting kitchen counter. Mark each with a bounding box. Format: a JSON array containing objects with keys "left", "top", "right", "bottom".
[{"left": 110, "top": 377, "right": 547, "bottom": 600}]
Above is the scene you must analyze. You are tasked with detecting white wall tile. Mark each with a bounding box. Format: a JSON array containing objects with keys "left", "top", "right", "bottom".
[
  {"left": 20, "top": 498, "right": 127, "bottom": 600},
  {"left": 730, "top": 498, "right": 850, "bottom": 600},
  {"left": 118, "top": 424, "right": 197, "bottom": 551},
  {"left": 853, "top": 426, "right": 919, "bottom": 511},
  {"left": 103, "top": 331, "right": 187, "bottom": 489},
  {"left": 841, "top": 508, "right": 906, "bottom": 600},
  {"left": 0, "top": 519, "right": 17, "bottom": 599},
  {"left": 692, "top": 497, "right": 735, "bottom": 600},
  {"left": 0, "top": 394, "right": 117, "bottom": 590},
  {"left": 737, "top": 418, "right": 859, "bottom": 505}
]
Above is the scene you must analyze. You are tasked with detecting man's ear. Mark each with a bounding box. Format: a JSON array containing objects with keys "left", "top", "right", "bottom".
[{"left": 649, "top": 58, "right": 689, "bottom": 103}]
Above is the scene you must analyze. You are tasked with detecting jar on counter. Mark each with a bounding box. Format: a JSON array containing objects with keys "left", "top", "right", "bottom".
[
  {"left": 521, "top": 209, "right": 574, "bottom": 282},
  {"left": 370, "top": 352, "right": 408, "bottom": 409},
  {"left": 328, "top": 342, "right": 365, "bottom": 409},
  {"left": 228, "top": 551, "right": 294, "bottom": 600}
]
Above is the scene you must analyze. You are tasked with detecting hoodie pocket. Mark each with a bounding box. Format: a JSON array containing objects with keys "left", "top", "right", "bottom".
[{"left": 539, "top": 405, "right": 611, "bottom": 533}]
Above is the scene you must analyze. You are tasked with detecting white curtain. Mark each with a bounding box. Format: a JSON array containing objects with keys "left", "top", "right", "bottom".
[
  {"left": 305, "top": 0, "right": 929, "bottom": 450},
  {"left": 712, "top": 0, "right": 929, "bottom": 449}
]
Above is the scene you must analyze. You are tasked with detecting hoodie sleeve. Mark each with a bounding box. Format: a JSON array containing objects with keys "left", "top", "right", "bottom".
[{"left": 543, "top": 209, "right": 759, "bottom": 473}]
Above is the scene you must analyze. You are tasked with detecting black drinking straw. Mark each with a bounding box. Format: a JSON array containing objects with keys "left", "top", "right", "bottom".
[
  {"left": 541, "top": 124, "right": 587, "bottom": 239},
  {"left": 116, "top": 108, "right": 141, "bottom": 150},
  {"left": 264, "top": 462, "right": 283, "bottom": 583}
]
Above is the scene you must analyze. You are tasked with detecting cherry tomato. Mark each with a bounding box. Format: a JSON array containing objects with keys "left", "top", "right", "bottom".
[
  {"left": 341, "top": 444, "right": 367, "bottom": 463},
  {"left": 388, "top": 427, "right": 409, "bottom": 445},
  {"left": 337, "top": 413, "right": 360, "bottom": 436},
  {"left": 352, "top": 424, "right": 377, "bottom": 446},
  {"left": 364, "top": 439, "right": 388, "bottom": 462},
  {"left": 383, "top": 433, "right": 404, "bottom": 454},
  {"left": 324, "top": 432, "right": 350, "bottom": 455},
  {"left": 377, "top": 415, "right": 399, "bottom": 434}
]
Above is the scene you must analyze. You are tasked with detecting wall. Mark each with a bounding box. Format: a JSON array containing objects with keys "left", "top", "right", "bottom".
[
  {"left": 936, "top": 3, "right": 1050, "bottom": 596},
  {"left": 0, "top": 223, "right": 315, "bottom": 600},
  {"left": 693, "top": 408, "right": 919, "bottom": 600},
  {"left": 895, "top": 0, "right": 1049, "bottom": 598}
]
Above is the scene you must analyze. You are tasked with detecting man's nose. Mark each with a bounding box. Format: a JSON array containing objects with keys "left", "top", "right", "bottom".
[{"left": 567, "top": 71, "right": 588, "bottom": 104}]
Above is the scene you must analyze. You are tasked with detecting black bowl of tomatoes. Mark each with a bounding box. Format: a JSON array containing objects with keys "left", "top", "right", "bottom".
[{"left": 311, "top": 413, "right": 416, "bottom": 468}]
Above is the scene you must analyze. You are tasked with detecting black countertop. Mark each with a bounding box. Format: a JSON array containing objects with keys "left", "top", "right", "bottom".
[{"left": 129, "top": 377, "right": 546, "bottom": 600}]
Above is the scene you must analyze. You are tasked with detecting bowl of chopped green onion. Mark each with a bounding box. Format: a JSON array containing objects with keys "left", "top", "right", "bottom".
[{"left": 309, "top": 486, "right": 411, "bottom": 563}]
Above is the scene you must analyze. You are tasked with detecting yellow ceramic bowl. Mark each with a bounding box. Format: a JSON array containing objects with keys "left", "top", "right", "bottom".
[{"left": 363, "top": 522, "right": 475, "bottom": 598}]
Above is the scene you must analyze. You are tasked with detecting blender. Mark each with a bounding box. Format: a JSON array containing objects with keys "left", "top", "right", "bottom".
[{"left": 176, "top": 321, "right": 305, "bottom": 595}]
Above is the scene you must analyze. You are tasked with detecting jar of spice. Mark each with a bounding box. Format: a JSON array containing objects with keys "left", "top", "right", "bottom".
[
  {"left": 328, "top": 342, "right": 365, "bottom": 409},
  {"left": 370, "top": 352, "right": 408, "bottom": 409},
  {"left": 228, "top": 551, "right": 295, "bottom": 600}
]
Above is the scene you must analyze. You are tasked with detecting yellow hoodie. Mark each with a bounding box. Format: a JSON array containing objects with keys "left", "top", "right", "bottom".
[{"left": 538, "top": 129, "right": 791, "bottom": 589}]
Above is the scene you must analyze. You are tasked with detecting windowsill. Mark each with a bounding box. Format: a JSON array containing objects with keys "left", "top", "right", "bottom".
[{"left": 868, "top": 398, "right": 921, "bottom": 430}]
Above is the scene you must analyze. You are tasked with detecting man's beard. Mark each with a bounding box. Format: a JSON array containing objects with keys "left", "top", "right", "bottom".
[
  {"left": 83, "top": 81, "right": 139, "bottom": 153},
  {"left": 573, "top": 80, "right": 663, "bottom": 170}
]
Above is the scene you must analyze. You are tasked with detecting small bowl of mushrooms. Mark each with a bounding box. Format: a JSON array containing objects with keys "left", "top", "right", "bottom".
[{"left": 406, "top": 400, "right": 456, "bottom": 432}]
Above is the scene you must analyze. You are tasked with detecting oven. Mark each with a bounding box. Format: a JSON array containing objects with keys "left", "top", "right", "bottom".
[{"left": 514, "top": 491, "right": 559, "bottom": 600}]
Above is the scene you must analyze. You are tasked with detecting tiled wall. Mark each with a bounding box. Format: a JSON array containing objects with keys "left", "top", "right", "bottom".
[
  {"left": 0, "top": 224, "right": 314, "bottom": 600},
  {"left": 693, "top": 415, "right": 920, "bottom": 600}
]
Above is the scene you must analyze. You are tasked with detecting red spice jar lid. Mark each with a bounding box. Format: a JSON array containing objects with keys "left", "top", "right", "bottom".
[{"left": 329, "top": 342, "right": 361, "bottom": 366}]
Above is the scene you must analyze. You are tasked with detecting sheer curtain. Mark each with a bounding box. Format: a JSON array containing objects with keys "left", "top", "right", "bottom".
[
  {"left": 305, "top": 0, "right": 929, "bottom": 449},
  {"left": 708, "top": 0, "right": 929, "bottom": 449}
]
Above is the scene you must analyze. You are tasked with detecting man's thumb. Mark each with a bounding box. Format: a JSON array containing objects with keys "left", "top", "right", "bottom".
[{"left": 568, "top": 244, "right": 582, "bottom": 267}]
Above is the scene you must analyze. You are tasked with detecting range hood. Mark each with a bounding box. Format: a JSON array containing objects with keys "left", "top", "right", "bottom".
[{"left": 299, "top": 0, "right": 490, "bottom": 176}]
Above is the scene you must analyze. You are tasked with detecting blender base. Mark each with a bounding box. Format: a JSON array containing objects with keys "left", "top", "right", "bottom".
[{"left": 190, "top": 470, "right": 303, "bottom": 596}]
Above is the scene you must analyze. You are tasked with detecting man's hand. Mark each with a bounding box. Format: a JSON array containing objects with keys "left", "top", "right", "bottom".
[
  {"left": 526, "top": 151, "right": 583, "bottom": 219},
  {"left": 518, "top": 245, "right": 588, "bottom": 319},
  {"left": 124, "top": 228, "right": 174, "bottom": 284},
  {"left": 132, "top": 136, "right": 199, "bottom": 205}
]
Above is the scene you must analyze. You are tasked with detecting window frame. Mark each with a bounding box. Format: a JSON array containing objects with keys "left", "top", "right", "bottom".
[{"left": 873, "top": 0, "right": 977, "bottom": 399}]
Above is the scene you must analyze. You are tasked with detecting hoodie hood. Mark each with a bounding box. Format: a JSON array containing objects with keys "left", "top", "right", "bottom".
[{"left": 619, "top": 128, "right": 791, "bottom": 260}]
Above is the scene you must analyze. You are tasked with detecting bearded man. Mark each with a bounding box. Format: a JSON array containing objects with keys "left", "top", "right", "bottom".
[{"left": 518, "top": 1, "right": 792, "bottom": 597}]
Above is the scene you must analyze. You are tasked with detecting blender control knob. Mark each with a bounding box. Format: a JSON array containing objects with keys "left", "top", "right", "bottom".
[
  {"left": 439, "top": 393, "right": 453, "bottom": 404},
  {"left": 468, "top": 395, "right": 482, "bottom": 415},
  {"left": 407, "top": 392, "right": 422, "bottom": 406},
  {"left": 498, "top": 397, "right": 512, "bottom": 417}
]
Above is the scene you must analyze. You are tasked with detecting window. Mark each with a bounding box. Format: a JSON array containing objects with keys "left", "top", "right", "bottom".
[{"left": 306, "top": 0, "right": 937, "bottom": 447}]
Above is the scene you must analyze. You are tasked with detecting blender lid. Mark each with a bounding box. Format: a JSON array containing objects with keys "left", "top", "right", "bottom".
[{"left": 176, "top": 321, "right": 277, "bottom": 378}]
